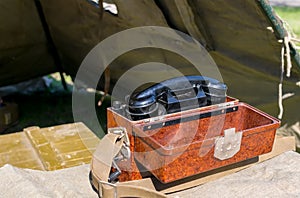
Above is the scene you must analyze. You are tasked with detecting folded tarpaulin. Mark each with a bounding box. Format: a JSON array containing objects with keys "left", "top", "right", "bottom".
[{"left": 0, "top": 151, "right": 299, "bottom": 197}]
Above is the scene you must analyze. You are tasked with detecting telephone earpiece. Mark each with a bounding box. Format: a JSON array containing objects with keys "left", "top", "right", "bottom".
[{"left": 128, "top": 76, "right": 227, "bottom": 121}]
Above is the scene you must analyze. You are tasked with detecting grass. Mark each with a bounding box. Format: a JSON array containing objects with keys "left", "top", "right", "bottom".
[
  {"left": 273, "top": 6, "right": 300, "bottom": 38},
  {"left": 3, "top": 92, "right": 74, "bottom": 133},
  {"left": 1, "top": 73, "right": 109, "bottom": 138},
  {"left": 1, "top": 74, "right": 73, "bottom": 134}
]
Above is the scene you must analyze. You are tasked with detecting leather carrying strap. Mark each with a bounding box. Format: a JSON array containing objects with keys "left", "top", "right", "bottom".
[{"left": 91, "top": 133, "right": 166, "bottom": 198}]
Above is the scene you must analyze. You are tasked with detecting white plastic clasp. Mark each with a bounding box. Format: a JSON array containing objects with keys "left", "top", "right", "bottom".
[{"left": 214, "top": 128, "right": 242, "bottom": 160}]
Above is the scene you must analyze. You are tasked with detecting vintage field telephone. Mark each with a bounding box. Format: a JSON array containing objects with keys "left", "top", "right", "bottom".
[
  {"left": 127, "top": 75, "right": 227, "bottom": 120},
  {"left": 91, "top": 74, "right": 280, "bottom": 196}
]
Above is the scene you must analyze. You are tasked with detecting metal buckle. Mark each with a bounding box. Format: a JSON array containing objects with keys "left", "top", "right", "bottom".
[
  {"left": 108, "top": 127, "right": 131, "bottom": 159},
  {"left": 108, "top": 127, "right": 130, "bottom": 147},
  {"left": 108, "top": 161, "right": 121, "bottom": 183},
  {"left": 98, "top": 180, "right": 117, "bottom": 198}
]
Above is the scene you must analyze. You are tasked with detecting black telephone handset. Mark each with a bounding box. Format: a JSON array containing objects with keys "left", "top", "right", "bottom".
[{"left": 127, "top": 76, "right": 227, "bottom": 121}]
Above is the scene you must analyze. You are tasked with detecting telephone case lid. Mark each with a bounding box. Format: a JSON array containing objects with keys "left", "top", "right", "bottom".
[{"left": 133, "top": 102, "right": 280, "bottom": 156}]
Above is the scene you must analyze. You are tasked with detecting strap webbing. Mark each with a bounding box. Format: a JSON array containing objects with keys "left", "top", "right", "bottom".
[{"left": 91, "top": 133, "right": 167, "bottom": 198}]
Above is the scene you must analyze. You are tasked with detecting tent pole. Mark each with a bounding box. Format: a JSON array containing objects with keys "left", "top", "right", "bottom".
[{"left": 34, "top": 0, "right": 69, "bottom": 91}]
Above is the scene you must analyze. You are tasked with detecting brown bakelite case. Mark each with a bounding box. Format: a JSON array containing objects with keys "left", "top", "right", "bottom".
[
  {"left": 107, "top": 106, "right": 143, "bottom": 181},
  {"left": 107, "top": 97, "right": 240, "bottom": 182},
  {"left": 133, "top": 102, "right": 280, "bottom": 183}
]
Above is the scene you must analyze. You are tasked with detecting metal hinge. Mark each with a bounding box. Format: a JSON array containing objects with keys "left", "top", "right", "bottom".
[
  {"left": 217, "top": 101, "right": 235, "bottom": 108},
  {"left": 143, "top": 115, "right": 165, "bottom": 123},
  {"left": 214, "top": 128, "right": 242, "bottom": 160}
]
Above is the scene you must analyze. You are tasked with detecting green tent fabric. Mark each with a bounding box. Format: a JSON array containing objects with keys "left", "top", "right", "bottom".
[
  {"left": 0, "top": 0, "right": 299, "bottom": 128},
  {"left": 0, "top": 0, "right": 57, "bottom": 87}
]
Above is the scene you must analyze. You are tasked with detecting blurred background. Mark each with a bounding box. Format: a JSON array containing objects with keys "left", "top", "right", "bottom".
[{"left": 0, "top": 0, "right": 299, "bottom": 144}]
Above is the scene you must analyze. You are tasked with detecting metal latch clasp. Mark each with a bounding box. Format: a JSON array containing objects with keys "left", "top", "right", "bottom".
[{"left": 214, "top": 128, "right": 242, "bottom": 160}]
